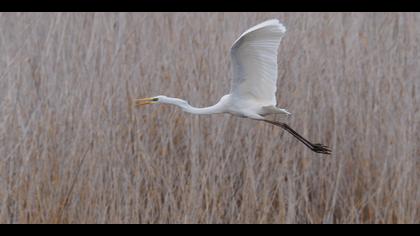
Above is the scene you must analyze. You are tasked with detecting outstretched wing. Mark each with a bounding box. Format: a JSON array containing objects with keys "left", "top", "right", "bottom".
[{"left": 230, "top": 19, "right": 286, "bottom": 106}]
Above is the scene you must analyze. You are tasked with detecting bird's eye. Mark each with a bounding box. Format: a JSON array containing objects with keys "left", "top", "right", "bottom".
[{"left": 152, "top": 98, "right": 159, "bottom": 101}]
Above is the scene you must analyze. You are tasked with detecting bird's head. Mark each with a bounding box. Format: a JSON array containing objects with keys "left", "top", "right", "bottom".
[
  {"left": 135, "top": 95, "right": 166, "bottom": 106},
  {"left": 135, "top": 95, "right": 187, "bottom": 107}
]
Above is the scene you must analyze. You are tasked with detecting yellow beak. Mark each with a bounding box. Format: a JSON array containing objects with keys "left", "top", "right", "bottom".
[{"left": 135, "top": 97, "right": 157, "bottom": 107}]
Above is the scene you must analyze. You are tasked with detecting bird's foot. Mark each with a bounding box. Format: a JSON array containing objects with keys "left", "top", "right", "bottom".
[{"left": 311, "top": 143, "right": 332, "bottom": 155}]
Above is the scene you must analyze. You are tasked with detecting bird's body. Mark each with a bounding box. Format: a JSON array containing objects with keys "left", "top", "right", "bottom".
[
  {"left": 136, "top": 19, "right": 331, "bottom": 154},
  {"left": 153, "top": 93, "right": 290, "bottom": 119}
]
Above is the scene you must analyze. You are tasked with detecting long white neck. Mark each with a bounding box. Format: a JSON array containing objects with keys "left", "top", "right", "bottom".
[{"left": 160, "top": 96, "right": 227, "bottom": 115}]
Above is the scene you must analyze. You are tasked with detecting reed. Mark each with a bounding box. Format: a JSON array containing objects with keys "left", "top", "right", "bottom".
[{"left": 0, "top": 12, "right": 418, "bottom": 223}]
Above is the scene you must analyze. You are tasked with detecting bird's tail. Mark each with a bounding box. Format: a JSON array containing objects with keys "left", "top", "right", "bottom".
[
  {"left": 262, "top": 106, "right": 291, "bottom": 116},
  {"left": 277, "top": 108, "right": 291, "bottom": 115}
]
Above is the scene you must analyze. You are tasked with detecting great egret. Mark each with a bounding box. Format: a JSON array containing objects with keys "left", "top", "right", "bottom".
[{"left": 136, "top": 19, "right": 331, "bottom": 154}]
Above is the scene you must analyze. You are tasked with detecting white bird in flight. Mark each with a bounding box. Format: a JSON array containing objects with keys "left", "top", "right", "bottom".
[{"left": 136, "top": 19, "right": 331, "bottom": 154}]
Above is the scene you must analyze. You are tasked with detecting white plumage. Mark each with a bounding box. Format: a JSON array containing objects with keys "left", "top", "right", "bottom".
[
  {"left": 230, "top": 19, "right": 286, "bottom": 107},
  {"left": 136, "top": 19, "right": 331, "bottom": 154}
]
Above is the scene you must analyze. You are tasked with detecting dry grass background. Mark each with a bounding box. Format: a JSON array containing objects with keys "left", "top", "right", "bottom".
[{"left": 0, "top": 12, "right": 419, "bottom": 224}]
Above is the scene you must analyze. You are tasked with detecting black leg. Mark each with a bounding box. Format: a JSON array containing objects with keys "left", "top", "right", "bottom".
[{"left": 263, "top": 120, "right": 331, "bottom": 155}]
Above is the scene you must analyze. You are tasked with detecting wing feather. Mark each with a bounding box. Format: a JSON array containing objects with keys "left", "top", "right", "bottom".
[{"left": 230, "top": 19, "right": 286, "bottom": 106}]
